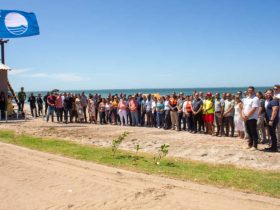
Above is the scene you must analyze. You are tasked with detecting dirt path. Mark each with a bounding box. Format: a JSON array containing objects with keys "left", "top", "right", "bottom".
[
  {"left": 1, "top": 118, "right": 280, "bottom": 171},
  {"left": 0, "top": 142, "right": 279, "bottom": 210}
]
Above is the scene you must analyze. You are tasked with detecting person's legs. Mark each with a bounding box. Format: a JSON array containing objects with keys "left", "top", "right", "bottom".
[
  {"left": 188, "top": 113, "right": 194, "bottom": 131},
  {"left": 177, "top": 112, "right": 182, "bottom": 131},
  {"left": 257, "top": 116, "right": 266, "bottom": 142},
  {"left": 245, "top": 120, "right": 253, "bottom": 147},
  {"left": 268, "top": 122, "right": 278, "bottom": 150},
  {"left": 193, "top": 114, "right": 198, "bottom": 133},
  {"left": 229, "top": 116, "right": 235, "bottom": 137},
  {"left": 246, "top": 119, "right": 258, "bottom": 148},
  {"left": 141, "top": 111, "right": 146, "bottom": 126},
  {"left": 64, "top": 108, "right": 68, "bottom": 123},
  {"left": 215, "top": 113, "right": 220, "bottom": 135},
  {"left": 224, "top": 117, "right": 229, "bottom": 136},
  {"left": 119, "top": 110, "right": 124, "bottom": 125},
  {"left": 30, "top": 106, "right": 34, "bottom": 117},
  {"left": 83, "top": 107, "right": 87, "bottom": 122},
  {"left": 250, "top": 119, "right": 258, "bottom": 148},
  {"left": 156, "top": 112, "right": 160, "bottom": 128},
  {"left": 135, "top": 111, "right": 139, "bottom": 125},
  {"left": 22, "top": 101, "right": 25, "bottom": 111},
  {"left": 182, "top": 114, "right": 186, "bottom": 130},
  {"left": 197, "top": 113, "right": 203, "bottom": 132},
  {"left": 170, "top": 111, "right": 176, "bottom": 129},
  {"left": 123, "top": 110, "right": 127, "bottom": 125},
  {"left": 277, "top": 122, "right": 280, "bottom": 146}
]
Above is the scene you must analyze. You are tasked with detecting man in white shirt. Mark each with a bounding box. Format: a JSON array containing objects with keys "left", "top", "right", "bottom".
[
  {"left": 242, "top": 86, "right": 260, "bottom": 150},
  {"left": 274, "top": 84, "right": 280, "bottom": 145},
  {"left": 164, "top": 95, "right": 171, "bottom": 129}
]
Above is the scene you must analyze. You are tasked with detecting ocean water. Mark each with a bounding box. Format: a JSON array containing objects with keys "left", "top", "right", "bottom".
[{"left": 25, "top": 87, "right": 270, "bottom": 97}]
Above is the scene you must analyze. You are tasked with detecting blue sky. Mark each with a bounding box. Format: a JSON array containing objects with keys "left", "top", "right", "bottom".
[{"left": 1, "top": 0, "right": 280, "bottom": 91}]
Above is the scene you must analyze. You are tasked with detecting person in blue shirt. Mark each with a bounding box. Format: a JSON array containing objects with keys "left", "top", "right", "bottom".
[
  {"left": 156, "top": 97, "right": 165, "bottom": 128},
  {"left": 264, "top": 89, "right": 279, "bottom": 152}
]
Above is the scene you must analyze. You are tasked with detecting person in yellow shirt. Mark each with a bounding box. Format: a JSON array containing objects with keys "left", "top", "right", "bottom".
[{"left": 204, "top": 92, "right": 214, "bottom": 135}]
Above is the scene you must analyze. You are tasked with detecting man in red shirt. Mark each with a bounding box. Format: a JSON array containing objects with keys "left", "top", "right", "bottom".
[{"left": 46, "top": 92, "right": 56, "bottom": 122}]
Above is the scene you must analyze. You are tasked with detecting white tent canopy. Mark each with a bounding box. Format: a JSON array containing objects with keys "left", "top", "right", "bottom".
[{"left": 0, "top": 63, "right": 11, "bottom": 71}]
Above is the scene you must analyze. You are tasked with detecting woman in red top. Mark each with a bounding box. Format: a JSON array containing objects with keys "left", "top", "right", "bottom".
[
  {"left": 185, "top": 95, "right": 194, "bottom": 132},
  {"left": 129, "top": 96, "right": 138, "bottom": 126},
  {"left": 55, "top": 94, "right": 63, "bottom": 123}
]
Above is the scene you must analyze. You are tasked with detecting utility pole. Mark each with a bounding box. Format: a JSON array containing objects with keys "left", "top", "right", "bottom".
[
  {"left": 0, "top": 39, "right": 19, "bottom": 105},
  {"left": 0, "top": 39, "right": 8, "bottom": 64}
]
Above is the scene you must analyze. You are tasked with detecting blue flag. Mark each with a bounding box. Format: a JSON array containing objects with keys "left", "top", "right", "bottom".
[{"left": 0, "top": 10, "right": 39, "bottom": 38}]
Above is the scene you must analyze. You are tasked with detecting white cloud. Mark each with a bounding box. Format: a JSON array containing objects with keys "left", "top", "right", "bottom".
[{"left": 10, "top": 70, "right": 90, "bottom": 82}]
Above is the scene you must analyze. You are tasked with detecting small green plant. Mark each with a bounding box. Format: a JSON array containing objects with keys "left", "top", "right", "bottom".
[
  {"left": 153, "top": 144, "right": 169, "bottom": 165},
  {"left": 111, "top": 131, "right": 129, "bottom": 156},
  {"left": 135, "top": 144, "right": 141, "bottom": 155},
  {"left": 133, "top": 144, "right": 141, "bottom": 162}
]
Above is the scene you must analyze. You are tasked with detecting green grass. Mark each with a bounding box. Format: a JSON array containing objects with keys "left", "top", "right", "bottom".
[{"left": 0, "top": 130, "right": 280, "bottom": 198}]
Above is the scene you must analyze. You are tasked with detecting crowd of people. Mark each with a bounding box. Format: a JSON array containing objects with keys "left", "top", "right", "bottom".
[{"left": 18, "top": 85, "right": 280, "bottom": 152}]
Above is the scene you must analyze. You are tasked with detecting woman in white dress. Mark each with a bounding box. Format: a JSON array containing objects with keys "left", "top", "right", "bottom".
[
  {"left": 75, "top": 95, "right": 84, "bottom": 123},
  {"left": 234, "top": 96, "right": 245, "bottom": 139}
]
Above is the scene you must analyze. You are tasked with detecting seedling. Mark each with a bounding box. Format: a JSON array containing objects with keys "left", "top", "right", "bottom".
[
  {"left": 111, "top": 131, "right": 129, "bottom": 156},
  {"left": 153, "top": 144, "right": 170, "bottom": 165},
  {"left": 133, "top": 144, "right": 141, "bottom": 162},
  {"left": 135, "top": 144, "right": 141, "bottom": 155}
]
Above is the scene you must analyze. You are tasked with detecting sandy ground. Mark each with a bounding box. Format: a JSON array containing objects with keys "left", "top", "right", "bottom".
[
  {"left": 1, "top": 142, "right": 280, "bottom": 210},
  {"left": 0, "top": 117, "right": 279, "bottom": 171}
]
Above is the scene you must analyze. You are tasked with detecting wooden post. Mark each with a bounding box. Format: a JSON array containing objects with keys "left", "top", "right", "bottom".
[{"left": 0, "top": 39, "right": 9, "bottom": 97}]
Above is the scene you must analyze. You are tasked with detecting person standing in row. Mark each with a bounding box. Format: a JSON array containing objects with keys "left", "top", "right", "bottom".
[
  {"left": 242, "top": 86, "right": 260, "bottom": 150},
  {"left": 37, "top": 94, "right": 43, "bottom": 116},
  {"left": 129, "top": 96, "right": 138, "bottom": 126},
  {"left": 164, "top": 95, "right": 171, "bottom": 129},
  {"left": 43, "top": 92, "right": 50, "bottom": 116},
  {"left": 169, "top": 93, "right": 178, "bottom": 130},
  {"left": 183, "top": 95, "right": 193, "bottom": 132},
  {"left": 223, "top": 93, "right": 235, "bottom": 137},
  {"left": 55, "top": 94, "right": 63, "bottom": 122},
  {"left": 46, "top": 92, "right": 56, "bottom": 122},
  {"left": 118, "top": 96, "right": 128, "bottom": 126},
  {"left": 156, "top": 97, "right": 165, "bottom": 128},
  {"left": 273, "top": 84, "right": 280, "bottom": 146},
  {"left": 234, "top": 96, "right": 245, "bottom": 138},
  {"left": 81, "top": 92, "right": 88, "bottom": 123},
  {"left": 214, "top": 93, "right": 224, "bottom": 136},
  {"left": 28, "top": 93, "right": 38, "bottom": 118},
  {"left": 18, "top": 87, "right": 26, "bottom": 112},
  {"left": 191, "top": 93, "right": 203, "bottom": 133},
  {"left": 177, "top": 92, "right": 185, "bottom": 131},
  {"left": 264, "top": 89, "right": 279, "bottom": 152},
  {"left": 63, "top": 93, "right": 73, "bottom": 124},
  {"left": 204, "top": 92, "right": 214, "bottom": 135},
  {"left": 256, "top": 91, "right": 267, "bottom": 143}
]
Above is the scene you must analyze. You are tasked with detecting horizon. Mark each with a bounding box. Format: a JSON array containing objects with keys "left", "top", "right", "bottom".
[
  {"left": 22, "top": 85, "right": 272, "bottom": 94},
  {"left": 2, "top": 0, "right": 280, "bottom": 91}
]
